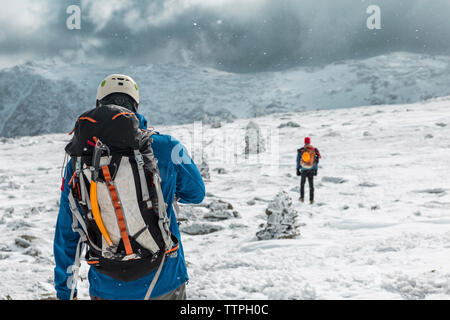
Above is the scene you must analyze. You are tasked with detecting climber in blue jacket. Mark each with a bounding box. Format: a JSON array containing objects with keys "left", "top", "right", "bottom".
[{"left": 53, "top": 74, "right": 205, "bottom": 300}]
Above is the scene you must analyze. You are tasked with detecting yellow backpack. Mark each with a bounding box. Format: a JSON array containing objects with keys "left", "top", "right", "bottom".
[{"left": 300, "top": 146, "right": 316, "bottom": 169}]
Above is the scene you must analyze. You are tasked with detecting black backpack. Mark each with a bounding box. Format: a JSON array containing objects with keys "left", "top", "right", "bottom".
[{"left": 64, "top": 105, "right": 178, "bottom": 285}]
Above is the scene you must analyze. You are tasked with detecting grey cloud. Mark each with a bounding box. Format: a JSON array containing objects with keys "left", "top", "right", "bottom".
[{"left": 1, "top": 0, "right": 450, "bottom": 71}]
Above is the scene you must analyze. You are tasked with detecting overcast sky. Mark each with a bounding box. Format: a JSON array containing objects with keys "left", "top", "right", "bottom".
[{"left": 1, "top": 0, "right": 449, "bottom": 72}]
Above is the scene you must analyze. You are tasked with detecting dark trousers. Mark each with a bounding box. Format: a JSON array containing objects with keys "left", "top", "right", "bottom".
[{"left": 300, "top": 171, "right": 314, "bottom": 201}]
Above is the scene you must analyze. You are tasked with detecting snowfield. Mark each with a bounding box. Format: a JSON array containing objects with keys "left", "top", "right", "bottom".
[{"left": 0, "top": 96, "right": 450, "bottom": 300}]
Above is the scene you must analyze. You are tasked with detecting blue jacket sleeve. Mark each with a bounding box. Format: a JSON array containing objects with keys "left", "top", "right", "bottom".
[
  {"left": 296, "top": 151, "right": 301, "bottom": 170},
  {"left": 53, "top": 162, "right": 81, "bottom": 300},
  {"left": 172, "top": 140, "right": 206, "bottom": 204},
  {"left": 135, "top": 112, "right": 148, "bottom": 129}
]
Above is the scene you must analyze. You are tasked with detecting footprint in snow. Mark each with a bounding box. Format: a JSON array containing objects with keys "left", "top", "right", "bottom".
[
  {"left": 359, "top": 182, "right": 378, "bottom": 188},
  {"left": 322, "top": 176, "right": 348, "bottom": 184},
  {"left": 414, "top": 188, "right": 447, "bottom": 195}
]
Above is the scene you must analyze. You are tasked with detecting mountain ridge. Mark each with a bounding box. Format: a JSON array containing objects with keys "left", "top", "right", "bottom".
[{"left": 1, "top": 52, "right": 450, "bottom": 137}]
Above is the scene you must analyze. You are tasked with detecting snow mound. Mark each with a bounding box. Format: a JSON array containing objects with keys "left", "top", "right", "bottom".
[{"left": 256, "top": 191, "right": 300, "bottom": 240}]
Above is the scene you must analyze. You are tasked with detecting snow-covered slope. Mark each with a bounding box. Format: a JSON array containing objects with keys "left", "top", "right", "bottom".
[
  {"left": 1, "top": 97, "right": 449, "bottom": 300},
  {"left": 1, "top": 52, "right": 450, "bottom": 137}
]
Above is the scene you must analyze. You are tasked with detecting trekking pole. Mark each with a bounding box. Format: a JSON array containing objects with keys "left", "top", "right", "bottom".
[
  {"left": 143, "top": 254, "right": 166, "bottom": 300},
  {"left": 70, "top": 239, "right": 85, "bottom": 300}
]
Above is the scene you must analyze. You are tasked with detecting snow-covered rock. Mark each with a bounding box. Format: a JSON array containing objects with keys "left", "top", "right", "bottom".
[
  {"left": 196, "top": 157, "right": 211, "bottom": 182},
  {"left": 176, "top": 205, "right": 205, "bottom": 223},
  {"left": 244, "top": 121, "right": 265, "bottom": 156},
  {"left": 180, "top": 222, "right": 224, "bottom": 235},
  {"left": 256, "top": 191, "right": 300, "bottom": 240},
  {"left": 204, "top": 199, "right": 239, "bottom": 221},
  {"left": 177, "top": 199, "right": 238, "bottom": 235},
  {"left": 278, "top": 121, "right": 300, "bottom": 128}
]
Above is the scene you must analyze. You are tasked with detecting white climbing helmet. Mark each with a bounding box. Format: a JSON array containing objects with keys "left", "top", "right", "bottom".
[{"left": 96, "top": 74, "right": 139, "bottom": 104}]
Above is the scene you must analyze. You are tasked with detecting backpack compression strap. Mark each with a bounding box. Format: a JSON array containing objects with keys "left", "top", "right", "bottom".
[
  {"left": 90, "top": 181, "right": 113, "bottom": 246},
  {"left": 153, "top": 172, "right": 173, "bottom": 250},
  {"left": 134, "top": 150, "right": 152, "bottom": 208},
  {"left": 89, "top": 137, "right": 114, "bottom": 247},
  {"left": 101, "top": 165, "right": 134, "bottom": 256}
]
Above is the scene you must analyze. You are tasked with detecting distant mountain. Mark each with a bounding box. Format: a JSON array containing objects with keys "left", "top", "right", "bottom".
[{"left": 1, "top": 52, "right": 450, "bottom": 137}]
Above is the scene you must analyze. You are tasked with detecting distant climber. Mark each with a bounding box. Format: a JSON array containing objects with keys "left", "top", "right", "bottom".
[{"left": 296, "top": 137, "right": 321, "bottom": 204}]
